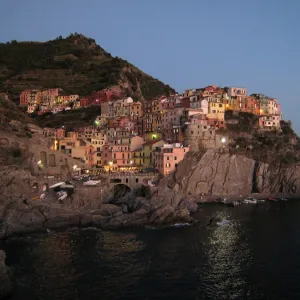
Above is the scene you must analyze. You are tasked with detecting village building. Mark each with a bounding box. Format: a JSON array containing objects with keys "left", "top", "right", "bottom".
[
  {"left": 259, "top": 115, "right": 281, "bottom": 131},
  {"left": 153, "top": 143, "right": 189, "bottom": 175}
]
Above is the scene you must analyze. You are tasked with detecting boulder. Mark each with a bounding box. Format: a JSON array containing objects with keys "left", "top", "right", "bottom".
[
  {"left": 0, "top": 250, "right": 12, "bottom": 300},
  {"left": 98, "top": 204, "right": 122, "bottom": 217}
]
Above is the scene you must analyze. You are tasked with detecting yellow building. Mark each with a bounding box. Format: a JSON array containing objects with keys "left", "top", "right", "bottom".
[
  {"left": 208, "top": 101, "right": 225, "bottom": 114},
  {"left": 142, "top": 140, "right": 165, "bottom": 168},
  {"left": 132, "top": 147, "right": 144, "bottom": 167}
]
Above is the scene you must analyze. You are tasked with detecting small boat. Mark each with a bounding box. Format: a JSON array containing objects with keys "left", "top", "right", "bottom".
[
  {"left": 217, "top": 219, "right": 231, "bottom": 226},
  {"left": 280, "top": 198, "right": 288, "bottom": 201},
  {"left": 243, "top": 197, "right": 257, "bottom": 204},
  {"left": 49, "top": 182, "right": 65, "bottom": 189},
  {"left": 83, "top": 179, "right": 101, "bottom": 186},
  {"left": 60, "top": 181, "right": 76, "bottom": 189},
  {"left": 269, "top": 197, "right": 278, "bottom": 201},
  {"left": 50, "top": 181, "right": 75, "bottom": 193}
]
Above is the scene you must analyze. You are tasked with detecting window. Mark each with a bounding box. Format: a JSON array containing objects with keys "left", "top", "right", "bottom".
[
  {"left": 167, "top": 156, "right": 169, "bottom": 160},
  {"left": 174, "top": 156, "right": 177, "bottom": 160},
  {"left": 166, "top": 163, "right": 171, "bottom": 168}
]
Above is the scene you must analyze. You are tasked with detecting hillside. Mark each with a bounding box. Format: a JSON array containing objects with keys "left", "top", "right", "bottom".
[
  {"left": 0, "top": 33, "right": 175, "bottom": 100},
  {"left": 0, "top": 93, "right": 32, "bottom": 125}
]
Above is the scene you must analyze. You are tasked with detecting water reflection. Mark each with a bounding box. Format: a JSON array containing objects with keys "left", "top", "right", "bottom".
[
  {"left": 199, "top": 211, "right": 251, "bottom": 300},
  {"left": 33, "top": 233, "right": 80, "bottom": 300},
  {"left": 5, "top": 201, "right": 300, "bottom": 300}
]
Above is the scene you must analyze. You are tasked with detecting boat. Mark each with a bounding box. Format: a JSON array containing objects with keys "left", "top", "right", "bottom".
[
  {"left": 269, "top": 197, "right": 278, "bottom": 201},
  {"left": 49, "top": 182, "right": 65, "bottom": 189},
  {"left": 243, "top": 197, "right": 257, "bottom": 204},
  {"left": 49, "top": 181, "right": 75, "bottom": 193},
  {"left": 280, "top": 198, "right": 288, "bottom": 201},
  {"left": 60, "top": 181, "right": 76, "bottom": 189},
  {"left": 83, "top": 180, "right": 101, "bottom": 186},
  {"left": 82, "top": 177, "right": 101, "bottom": 186}
]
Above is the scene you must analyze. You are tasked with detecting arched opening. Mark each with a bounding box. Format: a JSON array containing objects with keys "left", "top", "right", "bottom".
[{"left": 113, "top": 184, "right": 131, "bottom": 198}]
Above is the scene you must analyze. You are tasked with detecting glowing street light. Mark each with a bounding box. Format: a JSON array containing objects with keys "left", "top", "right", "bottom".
[
  {"left": 221, "top": 137, "right": 226, "bottom": 144},
  {"left": 130, "top": 160, "right": 133, "bottom": 165},
  {"left": 37, "top": 160, "right": 42, "bottom": 165},
  {"left": 109, "top": 161, "right": 113, "bottom": 166},
  {"left": 73, "top": 165, "right": 77, "bottom": 170}
]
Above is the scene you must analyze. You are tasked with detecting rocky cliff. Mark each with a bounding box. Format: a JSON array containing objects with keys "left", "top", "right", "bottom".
[
  {"left": 165, "top": 149, "right": 300, "bottom": 197},
  {"left": 2, "top": 148, "right": 300, "bottom": 238}
]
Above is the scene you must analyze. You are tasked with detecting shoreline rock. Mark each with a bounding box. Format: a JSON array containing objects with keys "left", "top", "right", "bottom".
[
  {"left": 0, "top": 250, "right": 12, "bottom": 300},
  {"left": 1, "top": 148, "right": 300, "bottom": 239}
]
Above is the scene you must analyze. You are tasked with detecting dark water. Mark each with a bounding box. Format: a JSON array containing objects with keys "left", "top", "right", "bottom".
[{"left": 3, "top": 200, "right": 300, "bottom": 300}]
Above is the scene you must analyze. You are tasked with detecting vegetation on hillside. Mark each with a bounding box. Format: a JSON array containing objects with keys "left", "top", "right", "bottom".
[
  {"left": 0, "top": 93, "right": 32, "bottom": 124},
  {"left": 31, "top": 106, "right": 101, "bottom": 129},
  {"left": 0, "top": 33, "right": 175, "bottom": 100},
  {"left": 225, "top": 110, "right": 300, "bottom": 166}
]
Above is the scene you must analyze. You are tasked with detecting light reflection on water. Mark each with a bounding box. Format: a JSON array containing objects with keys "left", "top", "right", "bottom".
[{"left": 4, "top": 201, "right": 300, "bottom": 300}]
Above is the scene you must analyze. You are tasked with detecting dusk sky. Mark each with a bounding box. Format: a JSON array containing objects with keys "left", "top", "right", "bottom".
[{"left": 1, "top": 0, "right": 300, "bottom": 132}]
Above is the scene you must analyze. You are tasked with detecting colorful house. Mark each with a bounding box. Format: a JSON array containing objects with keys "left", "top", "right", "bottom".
[
  {"left": 142, "top": 139, "right": 165, "bottom": 168},
  {"left": 153, "top": 143, "right": 189, "bottom": 175}
]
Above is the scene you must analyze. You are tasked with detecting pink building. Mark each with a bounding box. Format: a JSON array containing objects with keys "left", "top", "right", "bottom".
[
  {"left": 153, "top": 143, "right": 189, "bottom": 175},
  {"left": 111, "top": 143, "right": 133, "bottom": 168},
  {"left": 56, "top": 128, "right": 66, "bottom": 138}
]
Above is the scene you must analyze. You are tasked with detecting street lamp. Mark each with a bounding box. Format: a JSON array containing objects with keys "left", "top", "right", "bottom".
[{"left": 221, "top": 137, "right": 226, "bottom": 144}]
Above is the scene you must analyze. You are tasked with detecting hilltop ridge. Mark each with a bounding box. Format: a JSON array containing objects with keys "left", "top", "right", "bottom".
[{"left": 0, "top": 33, "right": 175, "bottom": 100}]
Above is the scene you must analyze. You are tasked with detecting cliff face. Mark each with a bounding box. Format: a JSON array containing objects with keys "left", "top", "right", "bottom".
[{"left": 166, "top": 150, "right": 300, "bottom": 197}]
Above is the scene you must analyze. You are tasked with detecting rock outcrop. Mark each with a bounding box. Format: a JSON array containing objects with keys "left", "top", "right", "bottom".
[
  {"left": 2, "top": 143, "right": 300, "bottom": 238},
  {"left": 165, "top": 149, "right": 300, "bottom": 197},
  {"left": 0, "top": 250, "right": 12, "bottom": 300}
]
